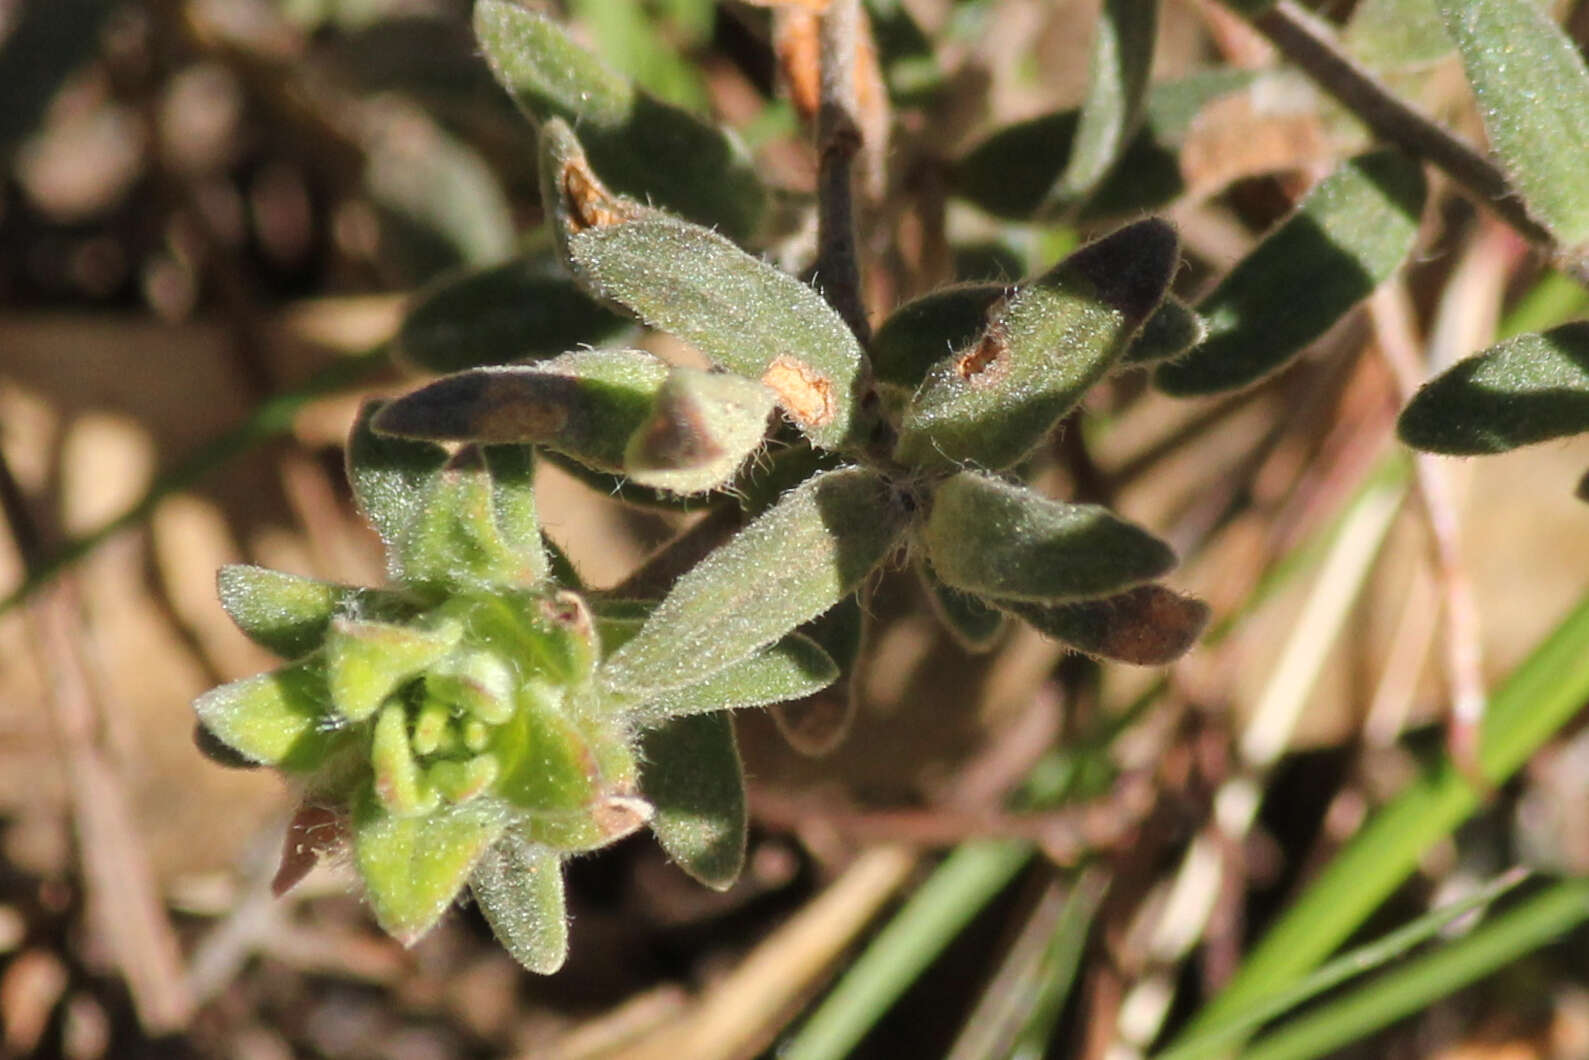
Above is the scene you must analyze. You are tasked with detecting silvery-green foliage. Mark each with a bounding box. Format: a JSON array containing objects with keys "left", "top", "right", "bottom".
[{"left": 189, "top": 1, "right": 1244, "bottom": 982}]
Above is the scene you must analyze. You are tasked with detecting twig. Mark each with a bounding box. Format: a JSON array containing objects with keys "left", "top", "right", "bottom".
[
  {"left": 816, "top": 0, "right": 871, "bottom": 341},
  {"left": 1245, "top": 1, "right": 1589, "bottom": 285},
  {"left": 1369, "top": 283, "right": 1488, "bottom": 780}
]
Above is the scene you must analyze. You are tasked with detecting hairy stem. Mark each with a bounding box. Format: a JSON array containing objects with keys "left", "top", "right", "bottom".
[{"left": 816, "top": 0, "right": 871, "bottom": 341}]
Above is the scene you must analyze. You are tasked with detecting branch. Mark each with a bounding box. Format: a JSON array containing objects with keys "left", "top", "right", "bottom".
[
  {"left": 816, "top": 0, "right": 871, "bottom": 341},
  {"left": 1246, "top": 1, "right": 1589, "bottom": 286}
]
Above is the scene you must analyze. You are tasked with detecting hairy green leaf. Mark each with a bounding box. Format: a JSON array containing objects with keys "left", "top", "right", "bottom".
[
  {"left": 871, "top": 283, "right": 1004, "bottom": 393},
  {"left": 397, "top": 252, "right": 629, "bottom": 374},
  {"left": 353, "top": 786, "right": 506, "bottom": 945},
  {"left": 1156, "top": 150, "right": 1426, "bottom": 396},
  {"left": 623, "top": 369, "right": 777, "bottom": 495},
  {"left": 953, "top": 70, "right": 1253, "bottom": 220},
  {"left": 1120, "top": 296, "right": 1207, "bottom": 366},
  {"left": 1053, "top": 0, "right": 1161, "bottom": 203},
  {"left": 923, "top": 472, "right": 1176, "bottom": 603},
  {"left": 600, "top": 467, "right": 910, "bottom": 694},
  {"left": 896, "top": 219, "right": 1178, "bottom": 471},
  {"left": 473, "top": 0, "right": 764, "bottom": 241},
  {"left": 1000, "top": 584, "right": 1210, "bottom": 665},
  {"left": 562, "top": 210, "right": 872, "bottom": 451},
  {"left": 491, "top": 684, "right": 648, "bottom": 852},
  {"left": 217, "top": 565, "right": 378, "bottom": 660},
  {"left": 375, "top": 350, "right": 669, "bottom": 471},
  {"left": 1397, "top": 322, "right": 1589, "bottom": 454},
  {"left": 632, "top": 633, "right": 838, "bottom": 722},
  {"left": 325, "top": 617, "right": 461, "bottom": 723},
  {"left": 642, "top": 712, "right": 747, "bottom": 889},
  {"left": 394, "top": 447, "right": 549, "bottom": 591},
  {"left": 347, "top": 400, "right": 450, "bottom": 560},
  {"left": 770, "top": 595, "right": 868, "bottom": 757},
  {"left": 918, "top": 562, "right": 1007, "bottom": 653},
  {"left": 1438, "top": 0, "right": 1589, "bottom": 247},
  {"left": 471, "top": 835, "right": 569, "bottom": 974},
  {"left": 193, "top": 655, "right": 346, "bottom": 772}
]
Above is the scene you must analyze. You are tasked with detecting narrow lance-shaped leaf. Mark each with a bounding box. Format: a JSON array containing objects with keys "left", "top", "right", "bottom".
[
  {"left": 922, "top": 472, "right": 1177, "bottom": 603},
  {"left": 472, "top": 0, "right": 765, "bottom": 242},
  {"left": 1051, "top": 0, "right": 1161, "bottom": 204},
  {"left": 218, "top": 564, "right": 396, "bottom": 660},
  {"left": 1000, "top": 584, "right": 1211, "bottom": 666},
  {"left": 397, "top": 252, "right": 629, "bottom": 374},
  {"left": 632, "top": 632, "right": 839, "bottom": 723},
  {"left": 600, "top": 467, "right": 911, "bottom": 694},
  {"left": 353, "top": 786, "right": 506, "bottom": 945},
  {"left": 549, "top": 138, "right": 871, "bottom": 451},
  {"left": 622, "top": 369, "right": 777, "bottom": 495},
  {"left": 1155, "top": 150, "right": 1426, "bottom": 396},
  {"left": 871, "top": 283, "right": 1005, "bottom": 393},
  {"left": 471, "top": 835, "right": 569, "bottom": 974},
  {"left": 375, "top": 350, "right": 669, "bottom": 472},
  {"left": 1438, "top": 0, "right": 1589, "bottom": 247},
  {"left": 918, "top": 562, "right": 1006, "bottom": 653},
  {"left": 770, "top": 592, "right": 869, "bottom": 757},
  {"left": 193, "top": 654, "right": 349, "bottom": 772},
  {"left": 1119, "top": 296, "right": 1207, "bottom": 366},
  {"left": 347, "top": 400, "right": 449, "bottom": 560},
  {"left": 953, "top": 70, "right": 1253, "bottom": 220},
  {"left": 395, "top": 446, "right": 549, "bottom": 591},
  {"left": 874, "top": 283, "right": 1205, "bottom": 388},
  {"left": 324, "top": 616, "right": 461, "bottom": 723},
  {"left": 895, "top": 219, "right": 1178, "bottom": 472},
  {"left": 1397, "top": 322, "right": 1589, "bottom": 455},
  {"left": 642, "top": 712, "right": 747, "bottom": 890}
]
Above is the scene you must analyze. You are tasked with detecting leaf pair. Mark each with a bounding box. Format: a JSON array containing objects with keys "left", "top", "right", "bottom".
[
  {"left": 918, "top": 473, "right": 1209, "bottom": 665},
  {"left": 375, "top": 349, "right": 777, "bottom": 497}
]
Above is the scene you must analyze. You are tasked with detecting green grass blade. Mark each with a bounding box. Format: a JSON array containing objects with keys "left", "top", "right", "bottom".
[
  {"left": 1241, "top": 878, "right": 1589, "bottom": 1060},
  {"left": 1178, "top": 589, "right": 1589, "bottom": 1039},
  {"left": 1155, "top": 868, "right": 1529, "bottom": 1060},
  {"left": 780, "top": 840, "right": 1033, "bottom": 1060}
]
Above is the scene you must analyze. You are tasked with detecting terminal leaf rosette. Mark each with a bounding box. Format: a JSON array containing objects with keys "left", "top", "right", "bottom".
[{"left": 192, "top": 403, "right": 840, "bottom": 973}]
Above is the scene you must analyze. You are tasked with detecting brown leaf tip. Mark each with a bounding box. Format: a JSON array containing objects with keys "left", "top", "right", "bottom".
[
  {"left": 562, "top": 162, "right": 634, "bottom": 232},
  {"left": 631, "top": 395, "right": 724, "bottom": 469},
  {"left": 272, "top": 804, "right": 348, "bottom": 897},
  {"left": 762, "top": 355, "right": 836, "bottom": 429},
  {"left": 592, "top": 795, "right": 654, "bottom": 840},
  {"left": 1092, "top": 586, "right": 1210, "bottom": 665}
]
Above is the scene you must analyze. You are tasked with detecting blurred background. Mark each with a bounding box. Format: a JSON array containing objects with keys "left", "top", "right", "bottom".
[{"left": 4, "top": 0, "right": 1589, "bottom": 1057}]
